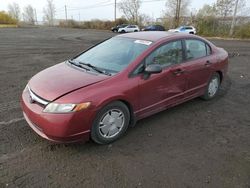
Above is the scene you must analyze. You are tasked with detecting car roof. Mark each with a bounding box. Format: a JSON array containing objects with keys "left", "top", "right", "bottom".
[
  {"left": 180, "top": 25, "right": 194, "bottom": 28},
  {"left": 146, "top": 24, "right": 161, "bottom": 26},
  {"left": 117, "top": 31, "right": 191, "bottom": 42}
]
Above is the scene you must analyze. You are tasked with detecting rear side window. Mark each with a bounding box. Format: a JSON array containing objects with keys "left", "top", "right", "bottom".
[
  {"left": 185, "top": 39, "right": 207, "bottom": 60},
  {"left": 145, "top": 40, "right": 183, "bottom": 67}
]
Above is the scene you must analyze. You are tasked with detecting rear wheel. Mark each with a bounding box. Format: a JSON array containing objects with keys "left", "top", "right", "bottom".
[
  {"left": 202, "top": 73, "right": 220, "bottom": 100},
  {"left": 91, "top": 101, "right": 130, "bottom": 144}
]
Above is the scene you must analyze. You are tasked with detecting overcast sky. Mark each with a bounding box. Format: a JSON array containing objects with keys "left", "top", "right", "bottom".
[{"left": 0, "top": 0, "right": 249, "bottom": 21}]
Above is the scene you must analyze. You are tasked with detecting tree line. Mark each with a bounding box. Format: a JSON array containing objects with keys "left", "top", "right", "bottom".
[
  {"left": 1, "top": 0, "right": 250, "bottom": 38},
  {"left": 4, "top": 0, "right": 55, "bottom": 25},
  {"left": 119, "top": 0, "right": 249, "bottom": 37}
]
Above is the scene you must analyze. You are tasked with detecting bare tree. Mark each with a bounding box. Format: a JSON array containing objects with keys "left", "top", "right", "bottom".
[
  {"left": 233, "top": 0, "right": 247, "bottom": 16},
  {"left": 8, "top": 3, "right": 20, "bottom": 21},
  {"left": 196, "top": 4, "right": 218, "bottom": 34},
  {"left": 229, "top": 0, "right": 246, "bottom": 36},
  {"left": 23, "top": 5, "right": 35, "bottom": 25},
  {"left": 139, "top": 14, "right": 154, "bottom": 25},
  {"left": 164, "top": 0, "right": 190, "bottom": 27},
  {"left": 229, "top": 0, "right": 239, "bottom": 36},
  {"left": 118, "top": 0, "right": 141, "bottom": 24},
  {"left": 215, "top": 0, "right": 235, "bottom": 18},
  {"left": 197, "top": 4, "right": 217, "bottom": 17},
  {"left": 43, "top": 0, "right": 56, "bottom": 26}
]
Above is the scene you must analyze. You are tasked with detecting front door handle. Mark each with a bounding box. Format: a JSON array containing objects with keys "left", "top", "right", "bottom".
[{"left": 172, "top": 69, "right": 185, "bottom": 75}]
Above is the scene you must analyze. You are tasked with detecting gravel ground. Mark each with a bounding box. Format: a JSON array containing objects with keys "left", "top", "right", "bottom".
[{"left": 0, "top": 27, "right": 249, "bottom": 188}]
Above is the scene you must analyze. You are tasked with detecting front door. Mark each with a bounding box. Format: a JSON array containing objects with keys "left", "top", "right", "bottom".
[{"left": 137, "top": 40, "right": 187, "bottom": 118}]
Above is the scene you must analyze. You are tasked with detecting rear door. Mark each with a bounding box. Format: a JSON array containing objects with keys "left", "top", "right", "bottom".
[
  {"left": 136, "top": 40, "right": 188, "bottom": 117},
  {"left": 127, "top": 25, "right": 135, "bottom": 32},
  {"left": 182, "top": 39, "right": 216, "bottom": 97}
]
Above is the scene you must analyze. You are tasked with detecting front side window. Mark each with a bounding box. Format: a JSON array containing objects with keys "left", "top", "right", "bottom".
[
  {"left": 185, "top": 39, "right": 207, "bottom": 60},
  {"left": 75, "top": 37, "right": 150, "bottom": 74},
  {"left": 179, "top": 27, "right": 185, "bottom": 31},
  {"left": 145, "top": 40, "right": 183, "bottom": 67}
]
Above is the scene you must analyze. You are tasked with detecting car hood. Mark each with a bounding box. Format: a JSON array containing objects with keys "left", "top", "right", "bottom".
[{"left": 29, "top": 62, "right": 109, "bottom": 101}]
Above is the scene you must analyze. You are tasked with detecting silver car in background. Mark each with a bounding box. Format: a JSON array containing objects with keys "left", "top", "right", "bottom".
[
  {"left": 168, "top": 26, "right": 196, "bottom": 34},
  {"left": 118, "top": 25, "right": 140, "bottom": 33}
]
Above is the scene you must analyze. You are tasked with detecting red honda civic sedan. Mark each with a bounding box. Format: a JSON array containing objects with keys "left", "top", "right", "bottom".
[{"left": 21, "top": 32, "right": 228, "bottom": 144}]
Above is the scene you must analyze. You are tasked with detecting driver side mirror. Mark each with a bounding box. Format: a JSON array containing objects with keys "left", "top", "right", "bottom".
[
  {"left": 144, "top": 64, "right": 162, "bottom": 74},
  {"left": 143, "top": 64, "right": 162, "bottom": 79}
]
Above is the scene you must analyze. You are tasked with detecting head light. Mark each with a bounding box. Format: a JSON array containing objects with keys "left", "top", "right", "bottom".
[{"left": 43, "top": 102, "right": 91, "bottom": 113}]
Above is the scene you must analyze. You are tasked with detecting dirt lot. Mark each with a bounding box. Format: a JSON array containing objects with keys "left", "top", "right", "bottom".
[{"left": 0, "top": 27, "right": 249, "bottom": 188}]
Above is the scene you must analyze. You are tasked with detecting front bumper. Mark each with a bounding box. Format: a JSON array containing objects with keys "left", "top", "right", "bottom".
[{"left": 21, "top": 89, "right": 95, "bottom": 143}]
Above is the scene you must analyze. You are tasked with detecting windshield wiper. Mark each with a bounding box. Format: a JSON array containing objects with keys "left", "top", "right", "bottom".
[
  {"left": 78, "top": 62, "right": 112, "bottom": 76},
  {"left": 68, "top": 59, "right": 91, "bottom": 71}
]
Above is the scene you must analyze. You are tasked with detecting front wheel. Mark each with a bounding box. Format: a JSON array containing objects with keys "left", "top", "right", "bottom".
[
  {"left": 201, "top": 73, "right": 220, "bottom": 100},
  {"left": 91, "top": 101, "right": 130, "bottom": 144}
]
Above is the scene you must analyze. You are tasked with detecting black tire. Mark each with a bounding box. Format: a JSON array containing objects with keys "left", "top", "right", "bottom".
[
  {"left": 113, "top": 29, "right": 118, "bottom": 33},
  {"left": 91, "top": 101, "right": 130, "bottom": 144},
  {"left": 189, "top": 32, "right": 194, "bottom": 34},
  {"left": 201, "top": 72, "right": 221, "bottom": 100},
  {"left": 134, "top": 30, "right": 138, "bottom": 32},
  {"left": 121, "top": 30, "right": 125, "bottom": 33}
]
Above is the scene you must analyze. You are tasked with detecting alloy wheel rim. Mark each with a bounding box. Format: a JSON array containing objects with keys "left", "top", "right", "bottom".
[
  {"left": 99, "top": 109, "right": 125, "bottom": 138},
  {"left": 208, "top": 77, "right": 219, "bottom": 97}
]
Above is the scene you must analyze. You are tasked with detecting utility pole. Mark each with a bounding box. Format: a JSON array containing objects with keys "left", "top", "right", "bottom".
[
  {"left": 177, "top": 0, "right": 181, "bottom": 27},
  {"left": 175, "top": 0, "right": 180, "bottom": 27},
  {"left": 229, "top": 0, "right": 239, "bottom": 36},
  {"left": 79, "top": 12, "right": 80, "bottom": 22},
  {"left": 190, "top": 11, "right": 193, "bottom": 24},
  {"left": 64, "top": 5, "right": 68, "bottom": 21},
  {"left": 114, "top": 0, "right": 117, "bottom": 22}
]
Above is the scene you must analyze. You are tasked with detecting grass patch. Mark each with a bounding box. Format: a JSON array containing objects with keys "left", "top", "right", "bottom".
[{"left": 0, "top": 24, "right": 18, "bottom": 28}]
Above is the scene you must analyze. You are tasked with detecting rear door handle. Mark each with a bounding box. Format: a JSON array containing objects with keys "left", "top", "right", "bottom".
[{"left": 205, "top": 60, "right": 212, "bottom": 66}]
